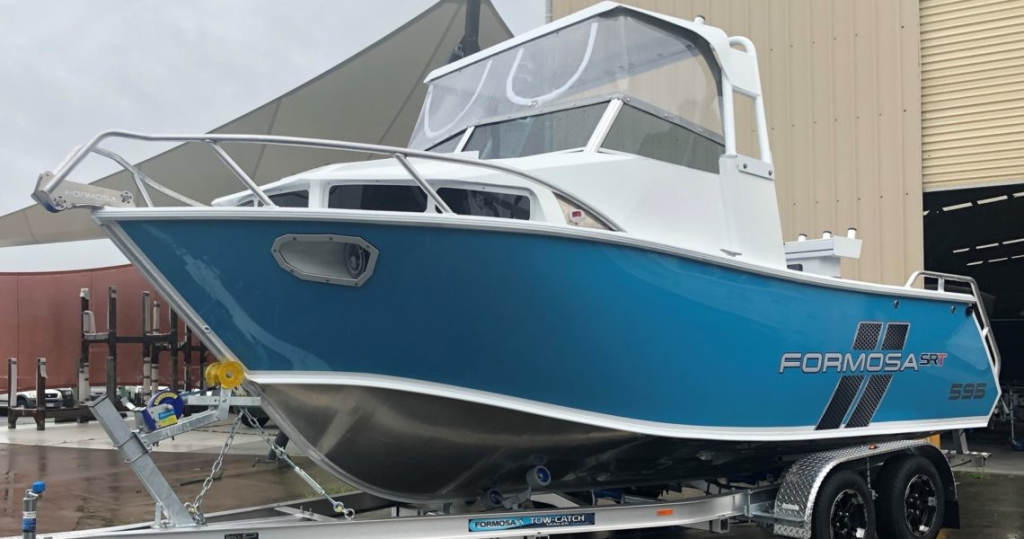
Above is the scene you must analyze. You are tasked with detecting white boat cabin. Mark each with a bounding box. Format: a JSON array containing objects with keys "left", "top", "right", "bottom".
[{"left": 214, "top": 3, "right": 789, "bottom": 268}]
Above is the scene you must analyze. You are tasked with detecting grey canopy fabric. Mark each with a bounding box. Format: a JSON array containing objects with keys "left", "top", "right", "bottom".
[{"left": 0, "top": 0, "right": 511, "bottom": 247}]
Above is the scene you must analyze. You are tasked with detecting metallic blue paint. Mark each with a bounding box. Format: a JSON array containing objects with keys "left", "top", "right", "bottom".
[{"left": 117, "top": 217, "right": 998, "bottom": 430}]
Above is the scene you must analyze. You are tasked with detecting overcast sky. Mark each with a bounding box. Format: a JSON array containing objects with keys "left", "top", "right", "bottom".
[{"left": 0, "top": 0, "right": 544, "bottom": 271}]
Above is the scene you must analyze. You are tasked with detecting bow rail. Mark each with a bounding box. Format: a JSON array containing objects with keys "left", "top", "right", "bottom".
[{"left": 32, "top": 130, "right": 625, "bottom": 232}]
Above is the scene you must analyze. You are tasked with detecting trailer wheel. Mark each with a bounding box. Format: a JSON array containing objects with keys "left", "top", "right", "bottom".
[
  {"left": 811, "top": 469, "right": 875, "bottom": 539},
  {"left": 876, "top": 455, "right": 944, "bottom": 539}
]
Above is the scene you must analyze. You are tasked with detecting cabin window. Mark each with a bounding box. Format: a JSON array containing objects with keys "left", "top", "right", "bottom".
[
  {"left": 601, "top": 105, "right": 724, "bottom": 173},
  {"left": 463, "top": 104, "right": 605, "bottom": 159},
  {"left": 328, "top": 184, "right": 428, "bottom": 212},
  {"left": 411, "top": 13, "right": 723, "bottom": 151},
  {"left": 269, "top": 190, "right": 310, "bottom": 208},
  {"left": 427, "top": 132, "right": 464, "bottom": 153},
  {"left": 438, "top": 188, "right": 530, "bottom": 220}
]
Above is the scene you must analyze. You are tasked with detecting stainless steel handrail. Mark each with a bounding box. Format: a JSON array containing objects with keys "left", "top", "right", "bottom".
[
  {"left": 91, "top": 147, "right": 204, "bottom": 208},
  {"left": 905, "top": 270, "right": 1001, "bottom": 377},
  {"left": 32, "top": 130, "right": 624, "bottom": 232}
]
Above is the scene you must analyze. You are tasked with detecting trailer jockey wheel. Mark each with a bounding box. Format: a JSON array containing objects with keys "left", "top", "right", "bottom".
[
  {"left": 876, "top": 455, "right": 945, "bottom": 539},
  {"left": 811, "top": 469, "right": 875, "bottom": 539}
]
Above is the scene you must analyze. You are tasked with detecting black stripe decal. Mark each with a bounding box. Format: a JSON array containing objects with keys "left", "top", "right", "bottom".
[
  {"left": 852, "top": 322, "right": 883, "bottom": 350},
  {"left": 845, "top": 374, "right": 893, "bottom": 428},
  {"left": 881, "top": 323, "right": 910, "bottom": 351},
  {"left": 816, "top": 375, "right": 865, "bottom": 430}
]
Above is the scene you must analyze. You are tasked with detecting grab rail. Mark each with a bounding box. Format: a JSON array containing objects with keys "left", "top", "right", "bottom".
[
  {"left": 905, "top": 270, "right": 1001, "bottom": 378},
  {"left": 32, "top": 130, "right": 624, "bottom": 232}
]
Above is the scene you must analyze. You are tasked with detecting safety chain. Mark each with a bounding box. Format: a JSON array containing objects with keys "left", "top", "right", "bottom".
[
  {"left": 185, "top": 413, "right": 244, "bottom": 524},
  {"left": 240, "top": 408, "right": 355, "bottom": 520}
]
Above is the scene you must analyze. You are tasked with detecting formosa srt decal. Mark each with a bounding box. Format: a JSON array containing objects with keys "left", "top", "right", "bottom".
[{"left": 779, "top": 322, "right": 946, "bottom": 374}]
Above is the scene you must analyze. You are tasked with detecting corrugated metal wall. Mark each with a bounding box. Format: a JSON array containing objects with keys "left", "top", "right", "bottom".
[
  {"left": 921, "top": 0, "right": 1024, "bottom": 192},
  {"left": 553, "top": 0, "right": 924, "bottom": 285}
]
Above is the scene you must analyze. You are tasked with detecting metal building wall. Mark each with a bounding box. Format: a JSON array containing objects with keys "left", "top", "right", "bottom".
[
  {"left": 553, "top": 0, "right": 924, "bottom": 285},
  {"left": 921, "top": 0, "right": 1024, "bottom": 192},
  {"left": 0, "top": 266, "right": 188, "bottom": 392}
]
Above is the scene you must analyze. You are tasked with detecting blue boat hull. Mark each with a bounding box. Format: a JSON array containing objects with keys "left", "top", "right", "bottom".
[{"left": 100, "top": 211, "right": 999, "bottom": 502}]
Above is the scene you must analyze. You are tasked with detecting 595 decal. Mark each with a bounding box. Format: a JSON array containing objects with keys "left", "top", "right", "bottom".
[{"left": 948, "top": 383, "right": 987, "bottom": 401}]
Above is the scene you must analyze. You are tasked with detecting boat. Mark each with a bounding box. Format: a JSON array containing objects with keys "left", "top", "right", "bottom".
[{"left": 31, "top": 1, "right": 1001, "bottom": 506}]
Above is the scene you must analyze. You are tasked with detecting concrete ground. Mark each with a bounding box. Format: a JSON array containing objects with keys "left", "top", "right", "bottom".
[{"left": 1, "top": 417, "right": 1022, "bottom": 538}]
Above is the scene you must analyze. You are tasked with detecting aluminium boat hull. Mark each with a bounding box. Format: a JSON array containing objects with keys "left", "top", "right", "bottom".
[
  {"left": 248, "top": 381, "right": 932, "bottom": 503},
  {"left": 96, "top": 209, "right": 1000, "bottom": 503}
]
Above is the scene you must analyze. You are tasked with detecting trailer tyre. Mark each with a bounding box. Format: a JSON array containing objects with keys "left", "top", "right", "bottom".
[
  {"left": 811, "top": 469, "right": 875, "bottom": 539},
  {"left": 876, "top": 455, "right": 944, "bottom": 539}
]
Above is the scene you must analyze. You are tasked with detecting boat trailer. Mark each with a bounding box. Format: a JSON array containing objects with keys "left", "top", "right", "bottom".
[{"left": 16, "top": 365, "right": 990, "bottom": 539}]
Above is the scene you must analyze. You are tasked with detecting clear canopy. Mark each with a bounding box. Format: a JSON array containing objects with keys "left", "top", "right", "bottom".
[{"left": 410, "top": 12, "right": 723, "bottom": 150}]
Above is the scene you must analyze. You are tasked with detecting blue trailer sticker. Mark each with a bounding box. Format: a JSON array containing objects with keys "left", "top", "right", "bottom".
[{"left": 469, "top": 513, "right": 595, "bottom": 532}]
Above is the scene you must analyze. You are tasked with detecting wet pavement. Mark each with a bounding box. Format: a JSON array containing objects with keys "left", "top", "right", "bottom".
[
  {"left": 0, "top": 443, "right": 352, "bottom": 535},
  {"left": 0, "top": 420, "right": 1022, "bottom": 538}
]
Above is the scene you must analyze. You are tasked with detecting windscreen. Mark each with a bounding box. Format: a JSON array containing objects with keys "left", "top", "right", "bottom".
[{"left": 410, "top": 12, "right": 722, "bottom": 150}]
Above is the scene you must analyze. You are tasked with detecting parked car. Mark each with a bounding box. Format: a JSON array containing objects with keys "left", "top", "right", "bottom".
[{"left": 0, "top": 389, "right": 63, "bottom": 413}]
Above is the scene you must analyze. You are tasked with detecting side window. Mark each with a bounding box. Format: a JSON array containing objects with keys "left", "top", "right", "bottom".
[
  {"left": 463, "top": 104, "right": 606, "bottom": 159},
  {"left": 269, "top": 190, "right": 310, "bottom": 208},
  {"left": 438, "top": 188, "right": 530, "bottom": 220},
  {"left": 601, "top": 105, "right": 724, "bottom": 174},
  {"left": 328, "top": 185, "right": 427, "bottom": 212},
  {"left": 427, "top": 131, "right": 464, "bottom": 153}
]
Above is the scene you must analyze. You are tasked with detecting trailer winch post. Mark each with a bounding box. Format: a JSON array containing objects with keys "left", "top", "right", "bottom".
[{"left": 88, "top": 395, "right": 196, "bottom": 528}]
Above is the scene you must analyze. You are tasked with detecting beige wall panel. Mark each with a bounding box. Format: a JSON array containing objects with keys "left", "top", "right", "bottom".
[
  {"left": 921, "top": 0, "right": 1024, "bottom": 191},
  {"left": 553, "top": 0, "right": 924, "bottom": 284},
  {"left": 899, "top": 0, "right": 925, "bottom": 284}
]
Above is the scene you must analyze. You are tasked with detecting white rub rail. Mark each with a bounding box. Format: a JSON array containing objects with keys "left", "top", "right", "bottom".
[
  {"left": 905, "top": 270, "right": 1001, "bottom": 378},
  {"left": 32, "top": 130, "right": 625, "bottom": 232}
]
